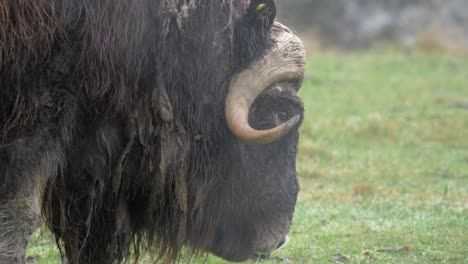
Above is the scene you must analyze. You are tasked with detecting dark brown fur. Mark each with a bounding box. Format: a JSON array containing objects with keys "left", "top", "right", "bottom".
[{"left": 0, "top": 0, "right": 301, "bottom": 263}]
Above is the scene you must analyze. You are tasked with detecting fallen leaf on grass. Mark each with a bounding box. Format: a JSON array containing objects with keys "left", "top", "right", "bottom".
[
  {"left": 333, "top": 253, "right": 348, "bottom": 262},
  {"left": 321, "top": 219, "right": 330, "bottom": 226},
  {"left": 377, "top": 246, "right": 409, "bottom": 253},
  {"left": 362, "top": 250, "right": 373, "bottom": 258}
]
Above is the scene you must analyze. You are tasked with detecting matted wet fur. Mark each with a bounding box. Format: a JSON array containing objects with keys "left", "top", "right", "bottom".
[{"left": 0, "top": 0, "right": 299, "bottom": 263}]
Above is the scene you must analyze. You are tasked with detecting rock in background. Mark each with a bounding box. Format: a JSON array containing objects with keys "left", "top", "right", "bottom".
[{"left": 276, "top": 0, "right": 468, "bottom": 53}]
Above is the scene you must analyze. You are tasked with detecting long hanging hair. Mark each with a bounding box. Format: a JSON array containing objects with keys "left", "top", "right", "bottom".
[{"left": 1, "top": 0, "right": 274, "bottom": 263}]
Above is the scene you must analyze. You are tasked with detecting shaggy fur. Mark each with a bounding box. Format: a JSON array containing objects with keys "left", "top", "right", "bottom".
[
  {"left": 0, "top": 0, "right": 301, "bottom": 263},
  {"left": 0, "top": 199, "right": 42, "bottom": 263}
]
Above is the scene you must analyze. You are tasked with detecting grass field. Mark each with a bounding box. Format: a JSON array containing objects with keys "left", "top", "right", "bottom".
[{"left": 28, "top": 50, "right": 468, "bottom": 263}]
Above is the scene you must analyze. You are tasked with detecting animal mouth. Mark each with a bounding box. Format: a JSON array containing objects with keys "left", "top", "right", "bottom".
[
  {"left": 225, "top": 22, "right": 306, "bottom": 144},
  {"left": 253, "top": 235, "right": 290, "bottom": 260},
  {"left": 210, "top": 232, "right": 291, "bottom": 262}
]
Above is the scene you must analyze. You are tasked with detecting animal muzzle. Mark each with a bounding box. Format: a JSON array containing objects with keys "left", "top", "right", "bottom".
[
  {"left": 225, "top": 22, "right": 306, "bottom": 144},
  {"left": 254, "top": 235, "right": 290, "bottom": 259}
]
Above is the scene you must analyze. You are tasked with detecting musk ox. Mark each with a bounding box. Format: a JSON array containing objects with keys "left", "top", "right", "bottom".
[{"left": 0, "top": 0, "right": 306, "bottom": 263}]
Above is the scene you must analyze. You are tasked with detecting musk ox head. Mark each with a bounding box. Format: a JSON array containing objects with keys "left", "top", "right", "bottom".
[
  {"left": 153, "top": 1, "right": 306, "bottom": 261},
  {"left": 210, "top": 23, "right": 305, "bottom": 261},
  {"left": 0, "top": 0, "right": 304, "bottom": 263}
]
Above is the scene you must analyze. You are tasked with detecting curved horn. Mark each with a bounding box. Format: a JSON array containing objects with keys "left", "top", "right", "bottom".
[{"left": 225, "top": 22, "right": 306, "bottom": 144}]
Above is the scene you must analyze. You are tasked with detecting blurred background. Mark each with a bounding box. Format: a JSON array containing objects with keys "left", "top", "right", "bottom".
[
  {"left": 264, "top": 1, "right": 468, "bottom": 263},
  {"left": 276, "top": 0, "right": 468, "bottom": 54}
]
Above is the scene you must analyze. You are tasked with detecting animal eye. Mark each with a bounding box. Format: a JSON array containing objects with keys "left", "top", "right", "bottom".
[{"left": 256, "top": 3, "right": 266, "bottom": 13}]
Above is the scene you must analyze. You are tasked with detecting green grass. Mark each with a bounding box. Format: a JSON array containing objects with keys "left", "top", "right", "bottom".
[{"left": 28, "top": 50, "right": 468, "bottom": 263}]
